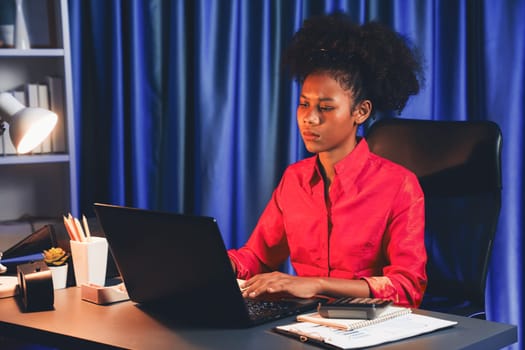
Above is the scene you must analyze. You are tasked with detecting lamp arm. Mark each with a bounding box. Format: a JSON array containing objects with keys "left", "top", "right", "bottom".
[{"left": 0, "top": 92, "right": 25, "bottom": 121}]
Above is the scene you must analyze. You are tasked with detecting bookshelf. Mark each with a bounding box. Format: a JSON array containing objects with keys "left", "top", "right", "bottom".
[{"left": 0, "top": 0, "right": 77, "bottom": 229}]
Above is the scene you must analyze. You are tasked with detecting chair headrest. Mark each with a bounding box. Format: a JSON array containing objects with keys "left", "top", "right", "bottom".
[{"left": 366, "top": 118, "right": 502, "bottom": 195}]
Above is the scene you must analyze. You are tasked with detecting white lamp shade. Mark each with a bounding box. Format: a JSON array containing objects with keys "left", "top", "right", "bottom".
[
  {"left": 0, "top": 92, "right": 58, "bottom": 154},
  {"left": 10, "top": 108, "right": 58, "bottom": 154}
]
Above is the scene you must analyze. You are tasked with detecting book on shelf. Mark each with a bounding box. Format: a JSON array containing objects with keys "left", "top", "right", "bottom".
[
  {"left": 273, "top": 308, "right": 458, "bottom": 349},
  {"left": 37, "top": 83, "right": 52, "bottom": 153},
  {"left": 25, "top": 83, "right": 51, "bottom": 153},
  {"left": 46, "top": 75, "right": 66, "bottom": 153},
  {"left": 25, "top": 83, "right": 42, "bottom": 153},
  {"left": 12, "top": 90, "right": 27, "bottom": 106},
  {"left": 25, "top": 83, "right": 39, "bottom": 108}
]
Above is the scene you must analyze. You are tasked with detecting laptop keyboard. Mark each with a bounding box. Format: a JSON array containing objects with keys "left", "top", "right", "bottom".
[{"left": 245, "top": 298, "right": 299, "bottom": 321}]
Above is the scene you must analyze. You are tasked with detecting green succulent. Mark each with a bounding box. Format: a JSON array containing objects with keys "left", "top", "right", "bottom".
[{"left": 43, "top": 247, "right": 69, "bottom": 266}]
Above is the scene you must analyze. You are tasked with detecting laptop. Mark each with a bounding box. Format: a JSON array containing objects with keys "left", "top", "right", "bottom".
[{"left": 93, "top": 203, "right": 323, "bottom": 327}]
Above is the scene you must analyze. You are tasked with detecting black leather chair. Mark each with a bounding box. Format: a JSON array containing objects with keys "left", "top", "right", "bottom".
[{"left": 366, "top": 118, "right": 502, "bottom": 319}]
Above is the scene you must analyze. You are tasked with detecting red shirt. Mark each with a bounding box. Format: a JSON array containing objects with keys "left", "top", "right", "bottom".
[{"left": 228, "top": 139, "right": 427, "bottom": 307}]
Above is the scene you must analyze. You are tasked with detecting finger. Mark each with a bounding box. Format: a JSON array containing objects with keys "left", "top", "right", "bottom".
[
  {"left": 242, "top": 272, "right": 289, "bottom": 297},
  {"left": 237, "top": 279, "right": 248, "bottom": 292},
  {"left": 252, "top": 278, "right": 288, "bottom": 297},
  {"left": 243, "top": 277, "right": 272, "bottom": 298},
  {"left": 245, "top": 279, "right": 269, "bottom": 298},
  {"left": 241, "top": 277, "right": 263, "bottom": 297}
]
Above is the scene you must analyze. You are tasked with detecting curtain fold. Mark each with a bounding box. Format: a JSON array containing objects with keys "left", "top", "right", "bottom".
[
  {"left": 482, "top": 1, "right": 524, "bottom": 346},
  {"left": 156, "top": 0, "right": 190, "bottom": 213},
  {"left": 69, "top": 1, "right": 523, "bottom": 349}
]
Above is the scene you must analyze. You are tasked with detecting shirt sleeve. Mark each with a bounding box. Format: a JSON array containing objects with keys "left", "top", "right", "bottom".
[
  {"left": 363, "top": 172, "right": 427, "bottom": 308},
  {"left": 228, "top": 184, "right": 290, "bottom": 280}
]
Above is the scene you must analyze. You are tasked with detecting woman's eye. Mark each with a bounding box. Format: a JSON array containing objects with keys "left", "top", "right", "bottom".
[
  {"left": 298, "top": 102, "right": 309, "bottom": 108},
  {"left": 319, "top": 106, "right": 334, "bottom": 112}
]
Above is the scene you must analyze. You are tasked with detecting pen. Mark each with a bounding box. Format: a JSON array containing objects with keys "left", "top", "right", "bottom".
[
  {"left": 68, "top": 214, "right": 78, "bottom": 240},
  {"left": 63, "top": 215, "right": 78, "bottom": 241},
  {"left": 74, "top": 216, "right": 87, "bottom": 242},
  {"left": 82, "top": 215, "right": 92, "bottom": 241}
]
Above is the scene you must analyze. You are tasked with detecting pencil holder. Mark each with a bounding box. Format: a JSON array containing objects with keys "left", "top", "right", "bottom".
[{"left": 70, "top": 237, "right": 108, "bottom": 287}]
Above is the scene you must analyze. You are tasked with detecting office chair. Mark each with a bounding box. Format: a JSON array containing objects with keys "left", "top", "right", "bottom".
[{"left": 366, "top": 118, "right": 502, "bottom": 319}]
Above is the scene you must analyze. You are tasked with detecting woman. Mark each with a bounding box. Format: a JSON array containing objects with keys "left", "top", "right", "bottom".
[{"left": 228, "top": 13, "right": 427, "bottom": 308}]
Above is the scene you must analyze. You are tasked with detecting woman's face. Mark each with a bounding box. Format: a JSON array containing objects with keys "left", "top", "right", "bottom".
[{"left": 297, "top": 72, "right": 367, "bottom": 158}]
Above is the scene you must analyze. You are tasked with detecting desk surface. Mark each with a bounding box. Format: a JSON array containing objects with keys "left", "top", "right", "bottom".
[{"left": 0, "top": 287, "right": 517, "bottom": 350}]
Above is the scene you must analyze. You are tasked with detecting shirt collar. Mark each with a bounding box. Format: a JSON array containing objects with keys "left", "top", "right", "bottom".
[{"left": 308, "top": 138, "right": 371, "bottom": 191}]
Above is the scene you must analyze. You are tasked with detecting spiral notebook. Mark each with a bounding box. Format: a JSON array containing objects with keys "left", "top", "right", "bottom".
[
  {"left": 296, "top": 305, "right": 411, "bottom": 330},
  {"left": 274, "top": 309, "right": 457, "bottom": 349}
]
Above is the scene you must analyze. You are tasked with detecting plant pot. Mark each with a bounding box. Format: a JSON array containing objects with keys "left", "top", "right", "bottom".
[{"left": 49, "top": 263, "right": 68, "bottom": 290}]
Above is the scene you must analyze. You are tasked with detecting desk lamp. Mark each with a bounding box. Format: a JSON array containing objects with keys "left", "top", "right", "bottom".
[
  {"left": 0, "top": 92, "right": 58, "bottom": 297},
  {"left": 0, "top": 92, "right": 57, "bottom": 154}
]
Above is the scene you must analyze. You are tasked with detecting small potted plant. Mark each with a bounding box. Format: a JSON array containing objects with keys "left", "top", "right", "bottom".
[{"left": 43, "top": 247, "right": 69, "bottom": 289}]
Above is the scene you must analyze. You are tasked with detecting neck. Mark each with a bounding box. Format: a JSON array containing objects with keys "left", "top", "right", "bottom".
[
  {"left": 319, "top": 160, "right": 335, "bottom": 187},
  {"left": 318, "top": 138, "right": 359, "bottom": 183}
]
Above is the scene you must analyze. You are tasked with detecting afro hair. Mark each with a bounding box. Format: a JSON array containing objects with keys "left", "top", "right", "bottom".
[{"left": 282, "top": 13, "right": 424, "bottom": 114}]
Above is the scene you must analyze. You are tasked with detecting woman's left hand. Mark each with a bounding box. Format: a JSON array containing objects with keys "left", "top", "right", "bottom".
[{"left": 240, "top": 271, "right": 321, "bottom": 299}]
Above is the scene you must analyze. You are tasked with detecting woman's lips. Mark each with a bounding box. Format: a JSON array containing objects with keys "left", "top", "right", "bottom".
[{"left": 302, "top": 130, "right": 320, "bottom": 141}]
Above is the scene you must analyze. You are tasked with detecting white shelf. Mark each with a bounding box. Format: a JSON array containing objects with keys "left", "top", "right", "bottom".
[
  {"left": 0, "top": 49, "right": 65, "bottom": 57},
  {"left": 0, "top": 0, "right": 77, "bottom": 222},
  {"left": 0, "top": 154, "right": 70, "bottom": 165}
]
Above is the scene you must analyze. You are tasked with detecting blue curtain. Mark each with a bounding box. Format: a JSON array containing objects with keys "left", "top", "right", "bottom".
[{"left": 69, "top": 1, "right": 523, "bottom": 348}]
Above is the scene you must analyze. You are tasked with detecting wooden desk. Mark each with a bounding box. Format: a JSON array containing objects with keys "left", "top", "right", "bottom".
[{"left": 0, "top": 287, "right": 517, "bottom": 350}]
